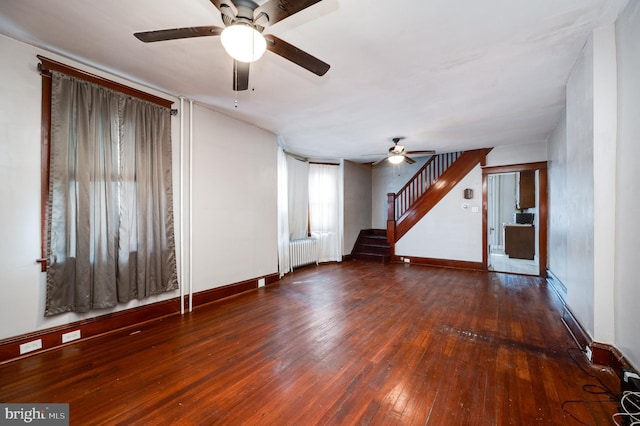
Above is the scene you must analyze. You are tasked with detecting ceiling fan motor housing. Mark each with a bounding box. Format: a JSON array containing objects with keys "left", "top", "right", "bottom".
[{"left": 227, "top": 0, "right": 260, "bottom": 24}]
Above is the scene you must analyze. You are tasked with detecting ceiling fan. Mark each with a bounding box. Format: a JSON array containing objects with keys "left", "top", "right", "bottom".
[
  {"left": 371, "top": 137, "right": 436, "bottom": 165},
  {"left": 133, "top": 0, "right": 330, "bottom": 91}
]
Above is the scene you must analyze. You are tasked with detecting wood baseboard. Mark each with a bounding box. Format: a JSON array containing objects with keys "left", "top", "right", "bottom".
[
  {"left": 0, "top": 272, "right": 279, "bottom": 364},
  {"left": 547, "top": 269, "right": 638, "bottom": 381},
  {"left": 393, "top": 256, "right": 484, "bottom": 271}
]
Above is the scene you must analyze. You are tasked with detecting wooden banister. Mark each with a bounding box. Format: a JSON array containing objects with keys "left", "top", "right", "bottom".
[
  {"left": 393, "top": 151, "right": 462, "bottom": 221},
  {"left": 388, "top": 148, "right": 492, "bottom": 243}
]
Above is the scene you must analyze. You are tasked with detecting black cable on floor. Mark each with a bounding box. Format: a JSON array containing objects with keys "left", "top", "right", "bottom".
[{"left": 560, "top": 347, "right": 619, "bottom": 426}]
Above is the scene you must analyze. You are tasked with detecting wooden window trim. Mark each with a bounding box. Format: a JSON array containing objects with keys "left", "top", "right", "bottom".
[
  {"left": 36, "top": 70, "right": 51, "bottom": 272},
  {"left": 37, "top": 55, "right": 173, "bottom": 108},
  {"left": 37, "top": 56, "right": 173, "bottom": 271}
]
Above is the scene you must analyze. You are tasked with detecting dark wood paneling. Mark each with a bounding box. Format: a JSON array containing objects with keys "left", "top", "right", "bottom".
[{"left": 0, "top": 262, "right": 620, "bottom": 425}]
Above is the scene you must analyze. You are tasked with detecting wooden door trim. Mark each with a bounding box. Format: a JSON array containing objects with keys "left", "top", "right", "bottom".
[{"left": 482, "top": 162, "right": 548, "bottom": 277}]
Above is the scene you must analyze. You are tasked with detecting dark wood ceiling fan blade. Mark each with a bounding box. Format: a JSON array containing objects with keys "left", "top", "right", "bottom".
[
  {"left": 406, "top": 150, "right": 436, "bottom": 155},
  {"left": 255, "top": 0, "right": 323, "bottom": 28},
  {"left": 264, "top": 35, "right": 330, "bottom": 76},
  {"left": 134, "top": 26, "right": 224, "bottom": 43},
  {"left": 404, "top": 156, "right": 416, "bottom": 164},
  {"left": 233, "top": 60, "right": 250, "bottom": 91}
]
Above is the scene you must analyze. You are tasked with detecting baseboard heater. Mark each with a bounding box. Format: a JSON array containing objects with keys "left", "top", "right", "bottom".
[{"left": 289, "top": 237, "right": 319, "bottom": 270}]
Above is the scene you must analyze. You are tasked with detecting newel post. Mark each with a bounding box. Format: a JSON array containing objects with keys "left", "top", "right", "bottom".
[{"left": 386, "top": 193, "right": 396, "bottom": 256}]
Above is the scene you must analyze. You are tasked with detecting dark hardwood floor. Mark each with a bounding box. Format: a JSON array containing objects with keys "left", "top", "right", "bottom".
[{"left": 0, "top": 262, "right": 620, "bottom": 425}]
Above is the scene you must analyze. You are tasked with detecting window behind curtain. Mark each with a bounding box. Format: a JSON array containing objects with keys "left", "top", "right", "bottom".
[{"left": 44, "top": 71, "right": 178, "bottom": 316}]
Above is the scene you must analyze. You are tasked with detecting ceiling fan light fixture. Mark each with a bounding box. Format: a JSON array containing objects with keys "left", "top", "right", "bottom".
[
  {"left": 388, "top": 154, "right": 405, "bottom": 164},
  {"left": 220, "top": 23, "right": 266, "bottom": 63}
]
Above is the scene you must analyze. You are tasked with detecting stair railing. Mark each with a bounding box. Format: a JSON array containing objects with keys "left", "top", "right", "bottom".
[{"left": 393, "top": 151, "right": 462, "bottom": 220}]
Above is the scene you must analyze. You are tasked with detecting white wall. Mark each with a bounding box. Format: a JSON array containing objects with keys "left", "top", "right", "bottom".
[
  {"left": 565, "top": 36, "right": 596, "bottom": 337},
  {"left": 343, "top": 160, "right": 372, "bottom": 254},
  {"left": 592, "top": 26, "right": 617, "bottom": 345},
  {"left": 553, "top": 25, "right": 620, "bottom": 345},
  {"left": 0, "top": 35, "right": 48, "bottom": 339},
  {"left": 0, "top": 34, "right": 278, "bottom": 340},
  {"left": 371, "top": 157, "right": 431, "bottom": 229},
  {"left": 547, "top": 3, "right": 640, "bottom": 369},
  {"left": 614, "top": 0, "right": 640, "bottom": 369},
  {"left": 547, "top": 113, "right": 568, "bottom": 287},
  {"left": 486, "top": 141, "right": 548, "bottom": 167},
  {"left": 190, "top": 104, "right": 278, "bottom": 292},
  {"left": 395, "top": 165, "right": 483, "bottom": 261}
]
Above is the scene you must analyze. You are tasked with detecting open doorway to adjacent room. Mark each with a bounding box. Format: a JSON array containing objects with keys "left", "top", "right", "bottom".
[{"left": 483, "top": 163, "right": 548, "bottom": 276}]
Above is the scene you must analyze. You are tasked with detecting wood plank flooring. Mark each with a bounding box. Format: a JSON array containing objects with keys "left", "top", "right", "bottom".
[{"left": 0, "top": 262, "right": 620, "bottom": 425}]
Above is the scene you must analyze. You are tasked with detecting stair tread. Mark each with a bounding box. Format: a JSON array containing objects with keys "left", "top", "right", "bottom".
[
  {"left": 360, "top": 238, "right": 389, "bottom": 245},
  {"left": 359, "top": 242, "right": 390, "bottom": 247},
  {"left": 354, "top": 253, "right": 391, "bottom": 263}
]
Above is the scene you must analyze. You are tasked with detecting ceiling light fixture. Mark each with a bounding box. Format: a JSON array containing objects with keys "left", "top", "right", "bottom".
[
  {"left": 220, "top": 23, "right": 266, "bottom": 63},
  {"left": 388, "top": 154, "right": 405, "bottom": 164}
]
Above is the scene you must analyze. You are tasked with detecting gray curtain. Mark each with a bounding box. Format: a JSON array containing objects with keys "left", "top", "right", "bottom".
[{"left": 45, "top": 72, "right": 178, "bottom": 316}]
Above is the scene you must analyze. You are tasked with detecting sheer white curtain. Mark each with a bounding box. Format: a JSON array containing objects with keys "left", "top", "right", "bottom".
[
  {"left": 277, "top": 147, "right": 290, "bottom": 277},
  {"left": 286, "top": 155, "right": 309, "bottom": 240},
  {"left": 309, "top": 163, "right": 342, "bottom": 262}
]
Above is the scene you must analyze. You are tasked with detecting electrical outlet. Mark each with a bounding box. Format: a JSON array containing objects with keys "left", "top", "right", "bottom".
[
  {"left": 258, "top": 278, "right": 265, "bottom": 288},
  {"left": 19, "top": 339, "right": 42, "bottom": 355},
  {"left": 62, "top": 329, "right": 81, "bottom": 343},
  {"left": 622, "top": 368, "right": 640, "bottom": 392},
  {"left": 403, "top": 258, "right": 410, "bottom": 263},
  {"left": 585, "top": 345, "right": 592, "bottom": 362}
]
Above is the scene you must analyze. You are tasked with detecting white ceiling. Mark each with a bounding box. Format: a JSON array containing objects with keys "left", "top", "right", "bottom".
[{"left": 0, "top": 0, "right": 629, "bottom": 163}]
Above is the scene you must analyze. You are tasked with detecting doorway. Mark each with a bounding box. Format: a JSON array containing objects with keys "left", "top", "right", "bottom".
[
  {"left": 487, "top": 172, "right": 538, "bottom": 274},
  {"left": 482, "top": 162, "right": 548, "bottom": 277}
]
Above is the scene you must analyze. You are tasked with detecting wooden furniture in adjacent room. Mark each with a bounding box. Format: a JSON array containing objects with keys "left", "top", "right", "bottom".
[
  {"left": 505, "top": 224, "right": 535, "bottom": 260},
  {"left": 517, "top": 170, "right": 536, "bottom": 209}
]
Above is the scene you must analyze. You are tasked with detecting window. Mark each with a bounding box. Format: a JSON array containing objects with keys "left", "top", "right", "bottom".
[
  {"left": 38, "top": 56, "right": 178, "bottom": 316},
  {"left": 308, "top": 163, "right": 341, "bottom": 262}
]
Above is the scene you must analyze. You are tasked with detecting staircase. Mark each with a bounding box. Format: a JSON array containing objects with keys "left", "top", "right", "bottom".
[
  {"left": 351, "top": 229, "right": 391, "bottom": 263},
  {"left": 387, "top": 148, "right": 493, "bottom": 244},
  {"left": 352, "top": 148, "right": 492, "bottom": 264}
]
